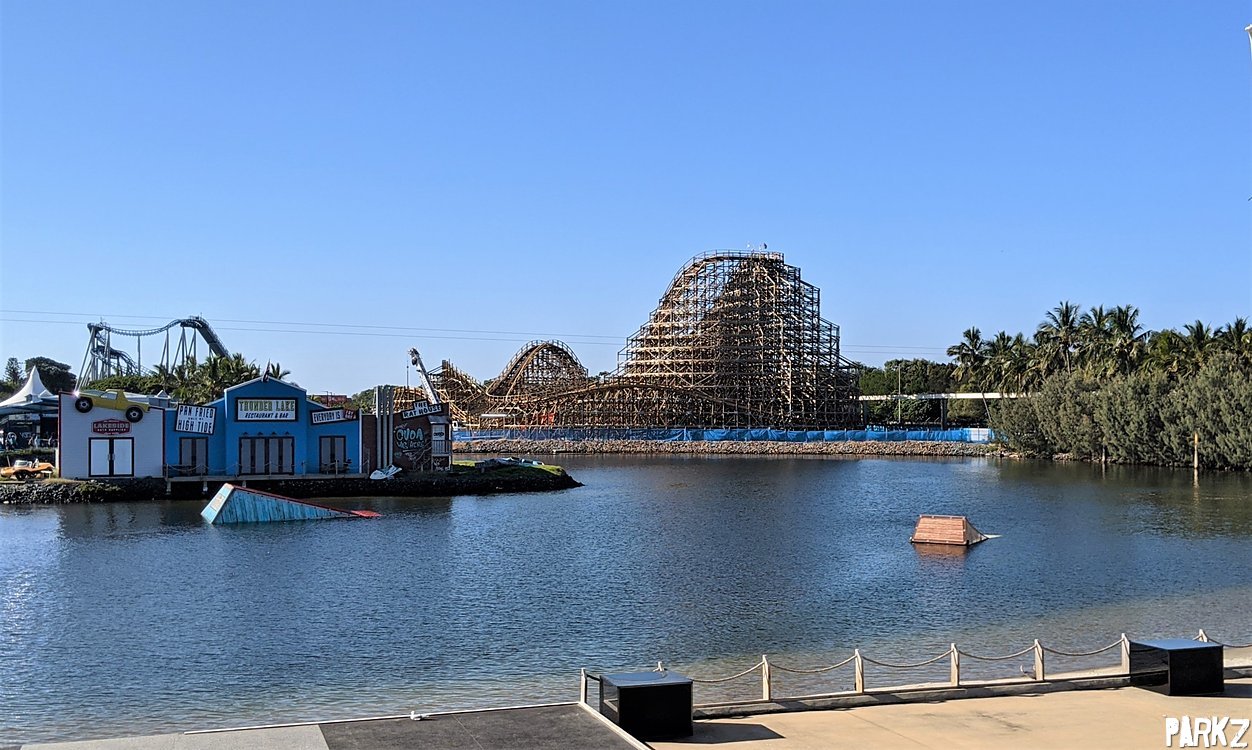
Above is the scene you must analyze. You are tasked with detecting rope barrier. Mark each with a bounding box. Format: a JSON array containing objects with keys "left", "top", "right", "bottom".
[
  {"left": 861, "top": 651, "right": 952, "bottom": 669},
  {"left": 1040, "top": 640, "right": 1122, "bottom": 658},
  {"left": 1199, "top": 638, "right": 1252, "bottom": 649},
  {"left": 637, "top": 632, "right": 1250, "bottom": 695},
  {"left": 769, "top": 655, "right": 858, "bottom": 675},
  {"left": 956, "top": 645, "right": 1035, "bottom": 662},
  {"left": 688, "top": 661, "right": 766, "bottom": 684}
]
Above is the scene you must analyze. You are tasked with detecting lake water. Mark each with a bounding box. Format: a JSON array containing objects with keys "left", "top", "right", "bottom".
[{"left": 2, "top": 455, "right": 1251, "bottom": 744}]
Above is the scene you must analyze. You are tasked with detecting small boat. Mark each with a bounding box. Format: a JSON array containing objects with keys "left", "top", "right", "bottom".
[
  {"left": 910, "top": 514, "right": 988, "bottom": 546},
  {"left": 201, "top": 483, "right": 380, "bottom": 524}
]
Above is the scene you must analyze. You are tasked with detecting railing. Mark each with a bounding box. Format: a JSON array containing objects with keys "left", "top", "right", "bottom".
[{"left": 579, "top": 631, "right": 1252, "bottom": 707}]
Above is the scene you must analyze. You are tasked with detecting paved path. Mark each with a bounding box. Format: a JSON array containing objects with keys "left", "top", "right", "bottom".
[
  {"left": 16, "top": 704, "right": 644, "bottom": 750},
  {"left": 653, "top": 678, "right": 1252, "bottom": 750},
  {"left": 15, "top": 681, "right": 1252, "bottom": 749}
]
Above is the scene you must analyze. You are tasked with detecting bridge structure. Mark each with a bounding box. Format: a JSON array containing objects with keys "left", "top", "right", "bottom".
[
  {"left": 77, "top": 316, "right": 230, "bottom": 387},
  {"left": 432, "top": 251, "right": 861, "bottom": 429}
]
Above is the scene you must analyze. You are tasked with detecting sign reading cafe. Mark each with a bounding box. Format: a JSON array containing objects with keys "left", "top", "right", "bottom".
[
  {"left": 235, "top": 398, "right": 297, "bottom": 421},
  {"left": 175, "top": 405, "right": 217, "bottom": 434}
]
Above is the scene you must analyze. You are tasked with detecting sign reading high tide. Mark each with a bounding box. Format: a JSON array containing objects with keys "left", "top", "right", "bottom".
[
  {"left": 236, "top": 398, "right": 297, "bottom": 421},
  {"left": 175, "top": 404, "right": 216, "bottom": 434}
]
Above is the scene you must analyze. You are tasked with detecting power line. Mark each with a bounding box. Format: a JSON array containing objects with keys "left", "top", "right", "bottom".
[
  {"left": 0, "top": 309, "right": 623, "bottom": 342},
  {"left": 0, "top": 317, "right": 625, "bottom": 346},
  {"left": 0, "top": 310, "right": 954, "bottom": 354}
]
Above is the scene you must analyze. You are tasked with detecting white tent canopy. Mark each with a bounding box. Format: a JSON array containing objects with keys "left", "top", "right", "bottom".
[
  {"left": 0, "top": 367, "right": 57, "bottom": 417},
  {"left": 1, "top": 367, "right": 53, "bottom": 407}
]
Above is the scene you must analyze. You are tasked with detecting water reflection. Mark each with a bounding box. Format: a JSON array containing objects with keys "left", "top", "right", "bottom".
[{"left": 1, "top": 456, "right": 1250, "bottom": 745}]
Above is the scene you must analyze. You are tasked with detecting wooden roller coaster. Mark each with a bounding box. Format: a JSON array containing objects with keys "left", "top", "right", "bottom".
[{"left": 432, "top": 251, "right": 861, "bottom": 429}]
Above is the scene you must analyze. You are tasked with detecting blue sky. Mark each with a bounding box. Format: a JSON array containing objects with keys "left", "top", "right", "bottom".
[{"left": 2, "top": 1, "right": 1250, "bottom": 395}]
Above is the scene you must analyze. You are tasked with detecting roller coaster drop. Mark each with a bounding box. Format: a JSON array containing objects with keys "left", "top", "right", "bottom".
[
  {"left": 78, "top": 316, "right": 230, "bottom": 386},
  {"left": 431, "top": 251, "right": 861, "bottom": 429}
]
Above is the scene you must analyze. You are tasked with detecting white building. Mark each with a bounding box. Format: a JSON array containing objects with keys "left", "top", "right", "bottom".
[{"left": 58, "top": 391, "right": 169, "bottom": 480}]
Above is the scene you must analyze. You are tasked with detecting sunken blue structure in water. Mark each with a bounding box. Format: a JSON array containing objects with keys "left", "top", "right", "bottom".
[{"left": 201, "top": 483, "right": 380, "bottom": 524}]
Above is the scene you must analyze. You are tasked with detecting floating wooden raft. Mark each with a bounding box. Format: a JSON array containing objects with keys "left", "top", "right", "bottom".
[
  {"left": 910, "top": 514, "right": 988, "bottom": 546},
  {"left": 201, "top": 483, "right": 381, "bottom": 524}
]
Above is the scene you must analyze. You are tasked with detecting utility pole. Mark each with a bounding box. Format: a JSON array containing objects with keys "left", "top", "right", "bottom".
[{"left": 896, "top": 363, "right": 902, "bottom": 426}]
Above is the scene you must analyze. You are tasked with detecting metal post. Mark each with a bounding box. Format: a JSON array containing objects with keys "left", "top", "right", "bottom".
[
  {"left": 854, "top": 650, "right": 865, "bottom": 693},
  {"left": 949, "top": 644, "right": 960, "bottom": 687},
  {"left": 1120, "top": 634, "right": 1130, "bottom": 674},
  {"left": 1034, "top": 639, "right": 1045, "bottom": 681},
  {"left": 579, "top": 668, "right": 588, "bottom": 705},
  {"left": 761, "top": 655, "right": 772, "bottom": 701}
]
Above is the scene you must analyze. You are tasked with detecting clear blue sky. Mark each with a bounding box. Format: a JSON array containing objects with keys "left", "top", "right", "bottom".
[{"left": 3, "top": 1, "right": 1250, "bottom": 395}]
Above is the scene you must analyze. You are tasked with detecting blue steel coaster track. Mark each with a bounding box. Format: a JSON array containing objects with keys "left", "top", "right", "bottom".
[{"left": 79, "top": 316, "right": 231, "bottom": 386}]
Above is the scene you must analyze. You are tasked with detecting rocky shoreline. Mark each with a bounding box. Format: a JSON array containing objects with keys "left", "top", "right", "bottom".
[
  {"left": 455, "top": 438, "right": 1004, "bottom": 458},
  {"left": 0, "top": 466, "right": 582, "bottom": 505}
]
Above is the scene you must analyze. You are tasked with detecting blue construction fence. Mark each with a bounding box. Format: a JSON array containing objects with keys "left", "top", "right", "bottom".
[{"left": 453, "top": 427, "right": 994, "bottom": 444}]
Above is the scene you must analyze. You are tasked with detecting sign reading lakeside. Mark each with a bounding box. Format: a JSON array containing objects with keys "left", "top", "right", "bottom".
[
  {"left": 310, "top": 408, "right": 358, "bottom": 425},
  {"left": 175, "top": 405, "right": 217, "bottom": 434},
  {"left": 92, "top": 419, "right": 131, "bottom": 435},
  {"left": 235, "top": 398, "right": 297, "bottom": 421}
]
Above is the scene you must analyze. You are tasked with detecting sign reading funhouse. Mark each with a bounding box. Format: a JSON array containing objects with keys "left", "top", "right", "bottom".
[{"left": 236, "top": 398, "right": 297, "bottom": 421}]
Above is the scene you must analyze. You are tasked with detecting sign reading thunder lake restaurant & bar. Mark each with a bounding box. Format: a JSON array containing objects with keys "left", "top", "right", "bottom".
[
  {"left": 235, "top": 398, "right": 297, "bottom": 421},
  {"left": 175, "top": 404, "right": 217, "bottom": 434}
]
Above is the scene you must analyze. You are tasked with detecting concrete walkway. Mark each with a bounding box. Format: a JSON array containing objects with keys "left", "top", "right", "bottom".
[
  {"left": 652, "top": 678, "right": 1252, "bottom": 750},
  {"left": 14, "top": 681, "right": 1252, "bottom": 749},
  {"left": 15, "top": 704, "right": 646, "bottom": 750}
]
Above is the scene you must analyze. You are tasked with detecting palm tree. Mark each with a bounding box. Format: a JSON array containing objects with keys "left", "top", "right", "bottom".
[
  {"left": 1002, "top": 333, "right": 1040, "bottom": 392},
  {"left": 1037, "top": 301, "right": 1081, "bottom": 376},
  {"left": 1181, "top": 320, "right": 1215, "bottom": 374},
  {"left": 983, "top": 331, "right": 1018, "bottom": 392},
  {"left": 946, "top": 327, "right": 986, "bottom": 387},
  {"left": 1216, "top": 317, "right": 1252, "bottom": 368},
  {"left": 264, "top": 361, "right": 292, "bottom": 381},
  {"left": 1106, "top": 305, "right": 1147, "bottom": 376},
  {"left": 1146, "top": 329, "right": 1186, "bottom": 377},
  {"left": 1077, "top": 305, "right": 1111, "bottom": 375}
]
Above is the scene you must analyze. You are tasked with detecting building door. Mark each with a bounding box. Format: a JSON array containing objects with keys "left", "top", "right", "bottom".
[
  {"left": 89, "top": 438, "right": 134, "bottom": 477},
  {"left": 179, "top": 437, "right": 208, "bottom": 474},
  {"left": 264, "top": 437, "right": 294, "bottom": 473},
  {"left": 240, "top": 436, "right": 295, "bottom": 475},
  {"left": 320, "top": 436, "right": 346, "bottom": 472}
]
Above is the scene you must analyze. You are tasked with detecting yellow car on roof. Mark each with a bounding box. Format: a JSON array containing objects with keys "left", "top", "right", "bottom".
[{"left": 73, "top": 389, "right": 151, "bottom": 423}]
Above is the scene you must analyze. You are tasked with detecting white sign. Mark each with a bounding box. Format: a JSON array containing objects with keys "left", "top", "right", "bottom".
[
  {"left": 310, "top": 408, "right": 357, "bottom": 425},
  {"left": 236, "top": 398, "right": 297, "bottom": 421},
  {"left": 1166, "top": 715, "right": 1250, "bottom": 748},
  {"left": 401, "top": 402, "right": 444, "bottom": 419},
  {"left": 175, "top": 405, "right": 217, "bottom": 434}
]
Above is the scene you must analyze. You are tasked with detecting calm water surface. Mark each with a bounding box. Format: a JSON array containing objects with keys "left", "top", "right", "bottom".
[{"left": 2, "top": 455, "right": 1251, "bottom": 743}]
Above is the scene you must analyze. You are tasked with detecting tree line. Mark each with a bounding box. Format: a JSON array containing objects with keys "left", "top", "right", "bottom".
[
  {"left": 91, "top": 355, "right": 292, "bottom": 404},
  {"left": 947, "top": 303, "right": 1252, "bottom": 470}
]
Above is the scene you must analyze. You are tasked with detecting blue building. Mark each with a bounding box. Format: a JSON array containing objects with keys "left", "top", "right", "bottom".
[{"left": 164, "top": 376, "right": 361, "bottom": 477}]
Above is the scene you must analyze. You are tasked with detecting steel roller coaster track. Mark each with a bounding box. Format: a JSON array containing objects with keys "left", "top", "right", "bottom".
[{"left": 78, "top": 316, "right": 230, "bottom": 386}]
